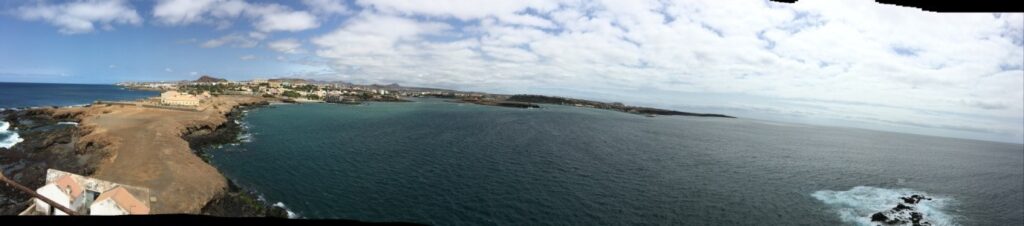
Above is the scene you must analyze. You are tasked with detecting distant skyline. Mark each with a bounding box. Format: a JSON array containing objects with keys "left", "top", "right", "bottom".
[{"left": 0, "top": 0, "right": 1022, "bottom": 144}]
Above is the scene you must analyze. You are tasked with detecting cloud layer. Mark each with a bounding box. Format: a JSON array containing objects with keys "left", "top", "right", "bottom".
[
  {"left": 5, "top": 0, "right": 1024, "bottom": 143},
  {"left": 153, "top": 0, "right": 320, "bottom": 32},
  {"left": 16, "top": 0, "right": 142, "bottom": 34}
]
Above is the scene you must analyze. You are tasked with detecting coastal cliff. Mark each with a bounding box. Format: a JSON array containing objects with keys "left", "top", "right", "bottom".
[
  {"left": 1, "top": 96, "right": 304, "bottom": 217},
  {"left": 0, "top": 108, "right": 104, "bottom": 214},
  {"left": 55, "top": 95, "right": 270, "bottom": 213}
]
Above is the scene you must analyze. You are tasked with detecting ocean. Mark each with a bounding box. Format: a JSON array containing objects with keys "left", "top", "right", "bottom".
[
  {"left": 0, "top": 82, "right": 157, "bottom": 149},
  {"left": 206, "top": 99, "right": 1024, "bottom": 225},
  {"left": 0, "top": 82, "right": 159, "bottom": 149},
  {"left": 0, "top": 82, "right": 159, "bottom": 109}
]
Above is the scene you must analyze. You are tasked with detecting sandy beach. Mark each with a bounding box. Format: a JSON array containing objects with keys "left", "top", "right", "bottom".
[{"left": 48, "top": 95, "right": 269, "bottom": 213}]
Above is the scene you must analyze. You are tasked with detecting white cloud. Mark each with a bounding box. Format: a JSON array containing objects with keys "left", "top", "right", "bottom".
[
  {"left": 165, "top": 68, "right": 174, "bottom": 72},
  {"left": 202, "top": 33, "right": 259, "bottom": 48},
  {"left": 358, "top": 0, "right": 561, "bottom": 28},
  {"left": 152, "top": 0, "right": 219, "bottom": 25},
  {"left": 152, "top": 0, "right": 319, "bottom": 32},
  {"left": 302, "top": 0, "right": 349, "bottom": 15},
  {"left": 240, "top": 55, "right": 257, "bottom": 60},
  {"left": 300, "top": 0, "right": 1024, "bottom": 143},
  {"left": 15, "top": 0, "right": 142, "bottom": 34},
  {"left": 248, "top": 5, "right": 319, "bottom": 32},
  {"left": 268, "top": 39, "right": 305, "bottom": 54}
]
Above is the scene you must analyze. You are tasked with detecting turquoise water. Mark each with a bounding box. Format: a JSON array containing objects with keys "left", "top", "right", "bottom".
[{"left": 207, "top": 99, "right": 1023, "bottom": 225}]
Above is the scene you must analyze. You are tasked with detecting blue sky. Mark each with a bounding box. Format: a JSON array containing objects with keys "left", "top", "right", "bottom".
[
  {"left": 0, "top": 0, "right": 342, "bottom": 83},
  {"left": 0, "top": 0, "right": 1022, "bottom": 144}
]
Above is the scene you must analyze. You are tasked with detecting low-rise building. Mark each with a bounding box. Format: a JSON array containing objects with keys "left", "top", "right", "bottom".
[
  {"left": 26, "top": 169, "right": 151, "bottom": 216},
  {"left": 34, "top": 183, "right": 72, "bottom": 215},
  {"left": 160, "top": 91, "right": 200, "bottom": 106},
  {"left": 89, "top": 186, "right": 150, "bottom": 215}
]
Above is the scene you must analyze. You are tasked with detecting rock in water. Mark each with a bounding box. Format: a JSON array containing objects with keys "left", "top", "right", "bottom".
[
  {"left": 870, "top": 194, "right": 933, "bottom": 225},
  {"left": 871, "top": 212, "right": 889, "bottom": 222}
]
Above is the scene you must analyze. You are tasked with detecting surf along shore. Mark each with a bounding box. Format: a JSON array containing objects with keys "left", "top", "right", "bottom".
[{"left": 1, "top": 95, "right": 287, "bottom": 216}]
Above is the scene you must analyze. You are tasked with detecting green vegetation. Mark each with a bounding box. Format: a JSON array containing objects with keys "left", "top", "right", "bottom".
[
  {"left": 306, "top": 94, "right": 320, "bottom": 100},
  {"left": 282, "top": 90, "right": 301, "bottom": 98},
  {"left": 182, "top": 84, "right": 229, "bottom": 95}
]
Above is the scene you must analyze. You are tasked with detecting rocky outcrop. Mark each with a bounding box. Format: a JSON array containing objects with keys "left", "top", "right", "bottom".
[
  {"left": 41, "top": 96, "right": 269, "bottom": 213},
  {"left": 0, "top": 108, "right": 105, "bottom": 214},
  {"left": 200, "top": 179, "right": 288, "bottom": 218},
  {"left": 870, "top": 195, "right": 934, "bottom": 225},
  {"left": 1, "top": 97, "right": 281, "bottom": 216}
]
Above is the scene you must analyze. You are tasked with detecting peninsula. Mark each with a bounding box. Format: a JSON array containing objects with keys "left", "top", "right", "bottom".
[
  {"left": 0, "top": 92, "right": 282, "bottom": 216},
  {"left": 2, "top": 75, "right": 734, "bottom": 216}
]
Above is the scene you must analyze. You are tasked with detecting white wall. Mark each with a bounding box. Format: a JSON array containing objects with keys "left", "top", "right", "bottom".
[
  {"left": 34, "top": 184, "right": 71, "bottom": 215},
  {"left": 89, "top": 199, "right": 127, "bottom": 215}
]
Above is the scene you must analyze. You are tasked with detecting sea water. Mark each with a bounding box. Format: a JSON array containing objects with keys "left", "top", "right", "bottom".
[{"left": 206, "top": 99, "right": 1023, "bottom": 225}]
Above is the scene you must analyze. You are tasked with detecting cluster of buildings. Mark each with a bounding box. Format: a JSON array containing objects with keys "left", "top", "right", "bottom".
[
  {"left": 159, "top": 90, "right": 211, "bottom": 106},
  {"left": 23, "top": 169, "right": 151, "bottom": 216},
  {"left": 120, "top": 77, "right": 473, "bottom": 104}
]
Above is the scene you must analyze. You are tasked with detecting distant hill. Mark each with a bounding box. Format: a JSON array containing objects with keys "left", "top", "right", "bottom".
[
  {"left": 268, "top": 78, "right": 309, "bottom": 84},
  {"left": 195, "top": 75, "right": 227, "bottom": 83},
  {"left": 506, "top": 94, "right": 735, "bottom": 118}
]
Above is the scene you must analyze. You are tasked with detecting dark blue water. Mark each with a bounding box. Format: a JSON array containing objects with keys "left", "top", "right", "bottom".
[
  {"left": 0, "top": 82, "right": 159, "bottom": 109},
  {"left": 208, "top": 99, "right": 1024, "bottom": 225},
  {"left": 0, "top": 82, "right": 159, "bottom": 149}
]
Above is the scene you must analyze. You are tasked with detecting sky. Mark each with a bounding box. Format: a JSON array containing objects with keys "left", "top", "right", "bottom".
[{"left": 0, "top": 0, "right": 1022, "bottom": 144}]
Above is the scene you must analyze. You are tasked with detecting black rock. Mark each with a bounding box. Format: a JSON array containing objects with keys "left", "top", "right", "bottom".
[
  {"left": 871, "top": 212, "right": 889, "bottom": 222},
  {"left": 871, "top": 194, "right": 933, "bottom": 225},
  {"left": 911, "top": 212, "right": 924, "bottom": 223},
  {"left": 894, "top": 203, "right": 914, "bottom": 211}
]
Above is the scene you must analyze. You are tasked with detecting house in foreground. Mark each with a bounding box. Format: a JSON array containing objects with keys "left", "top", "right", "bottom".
[{"left": 22, "top": 169, "right": 151, "bottom": 216}]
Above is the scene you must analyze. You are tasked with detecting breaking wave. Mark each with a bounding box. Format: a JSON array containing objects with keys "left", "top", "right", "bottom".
[
  {"left": 1, "top": 121, "right": 24, "bottom": 149},
  {"left": 237, "top": 132, "right": 253, "bottom": 143},
  {"left": 273, "top": 202, "right": 300, "bottom": 219},
  {"left": 812, "top": 186, "right": 958, "bottom": 226}
]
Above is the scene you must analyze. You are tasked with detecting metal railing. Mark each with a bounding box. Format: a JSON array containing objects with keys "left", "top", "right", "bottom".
[{"left": 0, "top": 172, "right": 78, "bottom": 215}]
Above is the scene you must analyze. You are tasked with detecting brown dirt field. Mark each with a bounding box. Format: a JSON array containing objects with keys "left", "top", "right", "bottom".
[{"left": 52, "top": 95, "right": 267, "bottom": 213}]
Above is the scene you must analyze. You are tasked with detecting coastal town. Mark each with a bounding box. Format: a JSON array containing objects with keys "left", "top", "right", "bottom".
[
  {"left": 116, "top": 75, "right": 454, "bottom": 106},
  {"left": 117, "top": 75, "right": 734, "bottom": 118}
]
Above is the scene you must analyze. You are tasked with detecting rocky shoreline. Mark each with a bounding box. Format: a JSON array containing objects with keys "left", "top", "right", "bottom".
[
  {"left": 182, "top": 103, "right": 291, "bottom": 218},
  {"left": 0, "top": 107, "right": 102, "bottom": 214}
]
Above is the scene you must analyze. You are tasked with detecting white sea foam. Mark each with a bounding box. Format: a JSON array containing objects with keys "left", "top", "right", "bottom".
[
  {"left": 273, "top": 202, "right": 299, "bottom": 219},
  {"left": 1, "top": 121, "right": 25, "bottom": 149},
  {"left": 237, "top": 133, "right": 253, "bottom": 143},
  {"left": 812, "top": 186, "right": 957, "bottom": 226},
  {"left": 57, "top": 121, "right": 79, "bottom": 126}
]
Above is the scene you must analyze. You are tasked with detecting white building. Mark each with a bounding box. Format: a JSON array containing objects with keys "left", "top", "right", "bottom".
[
  {"left": 23, "top": 169, "right": 151, "bottom": 216},
  {"left": 160, "top": 91, "right": 201, "bottom": 106},
  {"left": 34, "top": 184, "right": 72, "bottom": 215},
  {"left": 90, "top": 186, "right": 150, "bottom": 215}
]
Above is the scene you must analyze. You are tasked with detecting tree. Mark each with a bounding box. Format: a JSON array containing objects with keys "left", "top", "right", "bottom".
[
  {"left": 306, "top": 94, "right": 320, "bottom": 100},
  {"left": 282, "top": 90, "right": 301, "bottom": 98}
]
